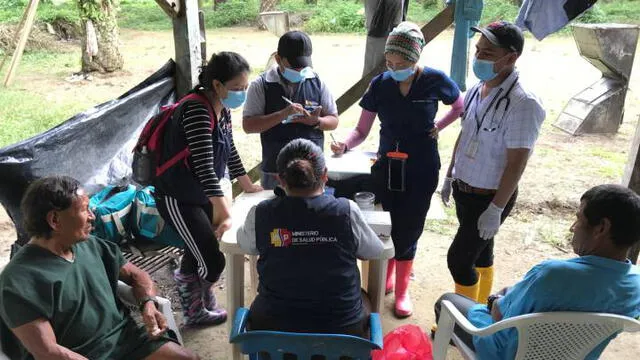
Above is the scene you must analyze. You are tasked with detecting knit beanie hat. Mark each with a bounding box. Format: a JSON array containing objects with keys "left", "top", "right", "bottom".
[{"left": 385, "top": 22, "right": 426, "bottom": 63}]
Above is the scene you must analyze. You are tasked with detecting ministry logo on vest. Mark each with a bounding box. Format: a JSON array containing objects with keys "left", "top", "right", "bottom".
[{"left": 270, "top": 228, "right": 338, "bottom": 248}]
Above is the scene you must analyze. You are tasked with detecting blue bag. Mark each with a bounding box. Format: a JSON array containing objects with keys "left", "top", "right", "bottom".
[
  {"left": 89, "top": 185, "right": 137, "bottom": 244},
  {"left": 132, "top": 186, "right": 184, "bottom": 248}
]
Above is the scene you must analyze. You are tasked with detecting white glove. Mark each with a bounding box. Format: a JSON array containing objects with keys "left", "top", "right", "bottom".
[
  {"left": 477, "top": 202, "right": 504, "bottom": 240},
  {"left": 440, "top": 177, "right": 454, "bottom": 207}
]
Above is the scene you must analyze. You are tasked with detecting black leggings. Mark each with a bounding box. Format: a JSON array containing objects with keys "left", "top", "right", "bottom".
[
  {"left": 156, "top": 195, "right": 225, "bottom": 283},
  {"left": 447, "top": 183, "right": 517, "bottom": 285},
  {"left": 434, "top": 293, "right": 478, "bottom": 350}
]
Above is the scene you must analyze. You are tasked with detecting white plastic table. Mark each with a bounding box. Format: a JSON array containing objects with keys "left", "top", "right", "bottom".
[
  {"left": 326, "top": 150, "right": 377, "bottom": 180},
  {"left": 220, "top": 190, "right": 394, "bottom": 360}
]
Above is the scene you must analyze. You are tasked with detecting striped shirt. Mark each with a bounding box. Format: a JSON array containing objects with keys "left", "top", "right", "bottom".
[{"left": 182, "top": 101, "right": 246, "bottom": 198}]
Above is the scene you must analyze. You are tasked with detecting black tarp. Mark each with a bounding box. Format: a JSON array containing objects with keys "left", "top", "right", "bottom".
[{"left": 0, "top": 60, "right": 176, "bottom": 247}]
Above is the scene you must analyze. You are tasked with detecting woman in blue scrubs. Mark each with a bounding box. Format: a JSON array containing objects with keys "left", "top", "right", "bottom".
[{"left": 332, "top": 22, "right": 464, "bottom": 318}]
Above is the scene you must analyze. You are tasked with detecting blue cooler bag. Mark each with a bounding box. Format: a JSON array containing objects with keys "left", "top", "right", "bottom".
[
  {"left": 89, "top": 184, "right": 137, "bottom": 244},
  {"left": 132, "top": 186, "right": 184, "bottom": 248}
]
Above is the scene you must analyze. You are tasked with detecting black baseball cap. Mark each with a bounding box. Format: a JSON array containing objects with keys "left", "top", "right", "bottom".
[
  {"left": 471, "top": 21, "right": 524, "bottom": 55},
  {"left": 277, "top": 30, "right": 313, "bottom": 68}
]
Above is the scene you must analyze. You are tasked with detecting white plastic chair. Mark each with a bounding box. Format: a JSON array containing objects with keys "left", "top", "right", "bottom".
[
  {"left": 433, "top": 299, "right": 640, "bottom": 360},
  {"left": 116, "top": 280, "right": 183, "bottom": 345}
]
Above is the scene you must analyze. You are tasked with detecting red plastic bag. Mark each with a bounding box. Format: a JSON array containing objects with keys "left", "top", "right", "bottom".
[{"left": 371, "top": 325, "right": 433, "bottom": 360}]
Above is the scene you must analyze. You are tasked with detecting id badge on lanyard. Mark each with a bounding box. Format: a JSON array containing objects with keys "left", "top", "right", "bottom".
[
  {"left": 387, "top": 143, "right": 408, "bottom": 192},
  {"left": 465, "top": 136, "right": 479, "bottom": 159}
]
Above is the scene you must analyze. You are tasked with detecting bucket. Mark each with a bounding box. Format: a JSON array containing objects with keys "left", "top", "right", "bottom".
[{"left": 354, "top": 192, "right": 375, "bottom": 211}]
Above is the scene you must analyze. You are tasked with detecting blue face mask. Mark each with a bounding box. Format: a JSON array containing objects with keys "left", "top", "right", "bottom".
[
  {"left": 282, "top": 66, "right": 312, "bottom": 83},
  {"left": 221, "top": 90, "right": 247, "bottom": 109},
  {"left": 473, "top": 57, "right": 498, "bottom": 81},
  {"left": 388, "top": 66, "right": 416, "bottom": 82}
]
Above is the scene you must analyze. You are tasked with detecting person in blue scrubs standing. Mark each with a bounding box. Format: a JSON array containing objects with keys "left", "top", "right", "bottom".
[{"left": 332, "top": 22, "right": 464, "bottom": 318}]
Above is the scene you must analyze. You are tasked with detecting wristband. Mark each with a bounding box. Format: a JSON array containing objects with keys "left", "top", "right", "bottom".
[{"left": 138, "top": 296, "right": 159, "bottom": 312}]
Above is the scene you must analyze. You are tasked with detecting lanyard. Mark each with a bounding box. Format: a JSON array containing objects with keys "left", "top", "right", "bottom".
[{"left": 473, "top": 87, "right": 504, "bottom": 135}]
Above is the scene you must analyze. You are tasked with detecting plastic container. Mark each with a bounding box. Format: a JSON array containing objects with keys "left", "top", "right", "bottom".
[{"left": 354, "top": 192, "right": 375, "bottom": 211}]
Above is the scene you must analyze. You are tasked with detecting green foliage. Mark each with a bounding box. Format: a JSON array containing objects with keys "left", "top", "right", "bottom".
[
  {"left": 479, "top": 0, "right": 520, "bottom": 24},
  {"left": 304, "top": 0, "right": 364, "bottom": 33},
  {"left": 0, "top": 51, "right": 84, "bottom": 149},
  {"left": 77, "top": 0, "right": 114, "bottom": 22},
  {"left": 117, "top": 0, "right": 170, "bottom": 30},
  {"left": 0, "top": 0, "right": 80, "bottom": 25},
  {"left": 0, "top": 0, "right": 639, "bottom": 34},
  {"left": 407, "top": 0, "right": 442, "bottom": 25},
  {"left": 117, "top": 0, "right": 260, "bottom": 30},
  {"left": 205, "top": 0, "right": 259, "bottom": 28},
  {"left": 277, "top": 0, "right": 316, "bottom": 13}
]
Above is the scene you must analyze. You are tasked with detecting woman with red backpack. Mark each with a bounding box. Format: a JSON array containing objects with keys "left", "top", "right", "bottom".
[{"left": 154, "top": 52, "right": 262, "bottom": 326}]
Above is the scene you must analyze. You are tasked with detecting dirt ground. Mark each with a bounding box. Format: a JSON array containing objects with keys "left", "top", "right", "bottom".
[{"left": 1, "top": 26, "right": 640, "bottom": 359}]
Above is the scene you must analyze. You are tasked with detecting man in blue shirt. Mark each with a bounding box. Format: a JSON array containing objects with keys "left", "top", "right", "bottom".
[{"left": 434, "top": 184, "right": 640, "bottom": 360}]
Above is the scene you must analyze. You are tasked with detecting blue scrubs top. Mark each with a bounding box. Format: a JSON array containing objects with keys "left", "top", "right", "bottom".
[
  {"left": 468, "top": 256, "right": 640, "bottom": 360},
  {"left": 359, "top": 66, "right": 460, "bottom": 173}
]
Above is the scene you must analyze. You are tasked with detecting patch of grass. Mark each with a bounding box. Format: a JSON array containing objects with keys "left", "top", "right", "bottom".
[
  {"left": 205, "top": 0, "right": 260, "bottom": 28},
  {"left": 425, "top": 204, "right": 458, "bottom": 237},
  {"left": 118, "top": 0, "right": 260, "bottom": 30},
  {"left": 304, "top": 0, "right": 365, "bottom": 33},
  {"left": 278, "top": 0, "right": 316, "bottom": 13},
  {"left": 117, "top": 0, "right": 171, "bottom": 31},
  {"left": 480, "top": 0, "right": 520, "bottom": 24},
  {"left": 536, "top": 220, "right": 573, "bottom": 249},
  {"left": 17, "top": 49, "right": 78, "bottom": 74},
  {"left": 0, "top": 0, "right": 79, "bottom": 25},
  {"left": 587, "top": 147, "right": 626, "bottom": 179},
  {"left": 407, "top": 0, "right": 443, "bottom": 25},
  {"left": 0, "top": 50, "right": 81, "bottom": 148},
  {"left": 0, "top": 88, "right": 86, "bottom": 148}
]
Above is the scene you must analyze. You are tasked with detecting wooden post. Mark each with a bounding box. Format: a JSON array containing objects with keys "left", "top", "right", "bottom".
[
  {"left": 172, "top": 0, "right": 203, "bottom": 98},
  {"left": 623, "top": 116, "right": 640, "bottom": 264},
  {"left": 155, "top": 0, "right": 181, "bottom": 17},
  {"left": 3, "top": 0, "right": 40, "bottom": 87},
  {"left": 0, "top": 3, "right": 31, "bottom": 74}
]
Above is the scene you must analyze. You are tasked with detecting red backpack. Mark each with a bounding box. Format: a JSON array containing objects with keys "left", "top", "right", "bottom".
[{"left": 132, "top": 92, "right": 215, "bottom": 185}]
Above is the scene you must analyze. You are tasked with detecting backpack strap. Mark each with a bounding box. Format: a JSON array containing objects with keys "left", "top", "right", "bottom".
[{"left": 155, "top": 91, "right": 218, "bottom": 177}]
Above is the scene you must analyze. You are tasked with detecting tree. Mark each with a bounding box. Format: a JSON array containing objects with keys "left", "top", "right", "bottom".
[{"left": 78, "top": 0, "right": 123, "bottom": 73}]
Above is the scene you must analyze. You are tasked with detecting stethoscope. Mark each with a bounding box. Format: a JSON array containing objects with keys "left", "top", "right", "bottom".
[{"left": 464, "top": 76, "right": 519, "bottom": 133}]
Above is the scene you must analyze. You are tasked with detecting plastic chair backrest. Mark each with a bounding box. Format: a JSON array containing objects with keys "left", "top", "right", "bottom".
[
  {"left": 229, "top": 308, "right": 383, "bottom": 360},
  {"left": 511, "top": 312, "right": 640, "bottom": 360}
]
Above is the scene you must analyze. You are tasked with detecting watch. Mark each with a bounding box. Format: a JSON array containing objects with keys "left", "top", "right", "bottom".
[
  {"left": 487, "top": 294, "right": 503, "bottom": 312},
  {"left": 138, "top": 296, "right": 159, "bottom": 312}
]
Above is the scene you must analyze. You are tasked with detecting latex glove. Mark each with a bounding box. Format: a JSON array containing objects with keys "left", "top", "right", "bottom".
[
  {"left": 477, "top": 202, "right": 504, "bottom": 240},
  {"left": 440, "top": 177, "right": 454, "bottom": 207}
]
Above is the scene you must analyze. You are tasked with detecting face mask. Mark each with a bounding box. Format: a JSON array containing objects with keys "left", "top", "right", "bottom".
[
  {"left": 388, "top": 66, "right": 416, "bottom": 82},
  {"left": 282, "top": 66, "right": 312, "bottom": 83},
  {"left": 473, "top": 53, "right": 512, "bottom": 81},
  {"left": 221, "top": 90, "right": 247, "bottom": 109}
]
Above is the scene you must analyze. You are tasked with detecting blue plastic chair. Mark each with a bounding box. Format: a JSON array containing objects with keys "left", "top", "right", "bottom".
[{"left": 229, "top": 308, "right": 384, "bottom": 360}]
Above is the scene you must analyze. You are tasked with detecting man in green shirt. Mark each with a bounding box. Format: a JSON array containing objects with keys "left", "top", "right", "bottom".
[{"left": 0, "top": 176, "right": 198, "bottom": 360}]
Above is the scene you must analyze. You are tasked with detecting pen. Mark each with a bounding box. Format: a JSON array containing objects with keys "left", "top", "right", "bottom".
[
  {"left": 329, "top": 133, "right": 337, "bottom": 144},
  {"left": 281, "top": 96, "right": 295, "bottom": 105}
]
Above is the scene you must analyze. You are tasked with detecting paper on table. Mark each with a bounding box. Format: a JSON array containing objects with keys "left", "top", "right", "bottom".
[{"left": 326, "top": 150, "right": 378, "bottom": 180}]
